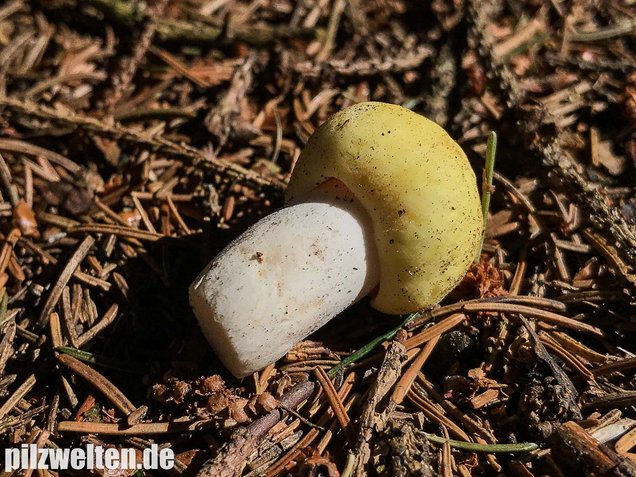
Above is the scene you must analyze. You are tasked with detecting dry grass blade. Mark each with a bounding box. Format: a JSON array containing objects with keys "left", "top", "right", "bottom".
[
  {"left": 592, "top": 357, "right": 636, "bottom": 377},
  {"left": 539, "top": 332, "right": 593, "bottom": 379},
  {"left": 0, "top": 138, "right": 80, "bottom": 174},
  {"left": 264, "top": 427, "right": 321, "bottom": 477},
  {"left": 440, "top": 425, "right": 453, "bottom": 477},
  {"left": 67, "top": 224, "right": 161, "bottom": 241},
  {"left": 461, "top": 302, "right": 605, "bottom": 337},
  {"left": 150, "top": 46, "right": 210, "bottom": 88},
  {"left": 76, "top": 304, "right": 119, "bottom": 347},
  {"left": 131, "top": 195, "right": 157, "bottom": 234},
  {"left": 18, "top": 237, "right": 110, "bottom": 291},
  {"left": 406, "top": 296, "right": 568, "bottom": 331},
  {"left": 314, "top": 366, "right": 350, "bottom": 431},
  {"left": 48, "top": 311, "right": 63, "bottom": 349},
  {"left": 60, "top": 287, "right": 79, "bottom": 347},
  {"left": 56, "top": 354, "right": 136, "bottom": 415},
  {"left": 36, "top": 236, "right": 94, "bottom": 329},
  {"left": 57, "top": 419, "right": 214, "bottom": 435},
  {"left": 549, "top": 331, "right": 608, "bottom": 364},
  {"left": 404, "top": 313, "right": 466, "bottom": 350},
  {"left": 0, "top": 374, "right": 36, "bottom": 420},
  {"left": 407, "top": 385, "right": 470, "bottom": 441},
  {"left": 583, "top": 229, "right": 636, "bottom": 285}
]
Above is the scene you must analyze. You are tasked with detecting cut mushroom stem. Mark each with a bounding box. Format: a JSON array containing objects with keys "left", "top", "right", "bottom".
[{"left": 190, "top": 179, "right": 380, "bottom": 378}]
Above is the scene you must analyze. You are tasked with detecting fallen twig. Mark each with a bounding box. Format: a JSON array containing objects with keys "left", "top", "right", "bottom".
[{"left": 196, "top": 381, "right": 315, "bottom": 477}]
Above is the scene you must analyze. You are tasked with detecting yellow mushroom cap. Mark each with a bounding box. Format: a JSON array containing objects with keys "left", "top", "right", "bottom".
[{"left": 285, "top": 102, "right": 483, "bottom": 315}]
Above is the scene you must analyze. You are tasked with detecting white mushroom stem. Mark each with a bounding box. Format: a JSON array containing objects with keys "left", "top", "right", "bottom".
[{"left": 189, "top": 180, "right": 380, "bottom": 378}]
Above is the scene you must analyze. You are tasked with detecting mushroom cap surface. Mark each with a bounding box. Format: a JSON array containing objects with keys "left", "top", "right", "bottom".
[{"left": 285, "top": 101, "right": 483, "bottom": 314}]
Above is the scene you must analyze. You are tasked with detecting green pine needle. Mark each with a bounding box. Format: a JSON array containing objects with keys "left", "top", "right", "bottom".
[
  {"left": 326, "top": 312, "right": 420, "bottom": 378},
  {"left": 475, "top": 131, "right": 498, "bottom": 263},
  {"left": 424, "top": 433, "right": 538, "bottom": 453}
]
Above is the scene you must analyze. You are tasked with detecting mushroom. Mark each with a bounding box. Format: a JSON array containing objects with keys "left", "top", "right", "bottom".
[{"left": 190, "top": 102, "right": 483, "bottom": 378}]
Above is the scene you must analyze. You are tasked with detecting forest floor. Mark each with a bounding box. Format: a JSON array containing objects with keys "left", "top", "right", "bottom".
[{"left": 0, "top": 0, "right": 635, "bottom": 475}]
